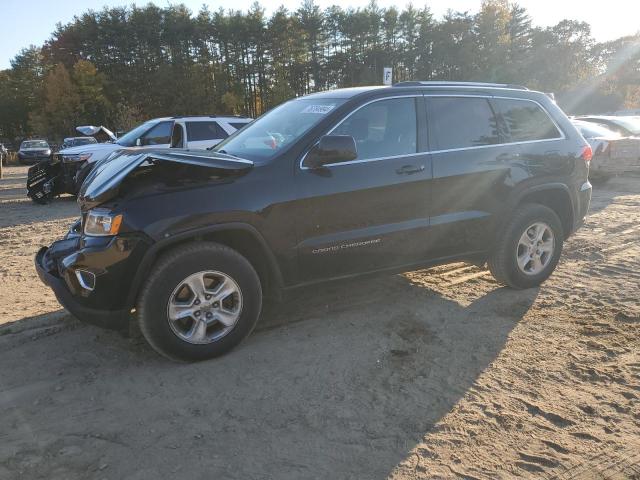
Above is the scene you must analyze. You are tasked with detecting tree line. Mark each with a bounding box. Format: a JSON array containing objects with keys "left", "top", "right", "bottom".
[{"left": 0, "top": 0, "right": 639, "bottom": 142}]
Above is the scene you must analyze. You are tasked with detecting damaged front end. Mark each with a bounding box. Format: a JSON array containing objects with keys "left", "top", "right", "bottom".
[
  {"left": 35, "top": 221, "right": 143, "bottom": 329},
  {"left": 26, "top": 153, "right": 94, "bottom": 204},
  {"left": 26, "top": 157, "right": 64, "bottom": 204},
  {"left": 35, "top": 148, "right": 254, "bottom": 329}
]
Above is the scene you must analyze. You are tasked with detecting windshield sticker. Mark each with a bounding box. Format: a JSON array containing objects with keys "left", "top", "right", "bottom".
[{"left": 302, "top": 104, "right": 336, "bottom": 115}]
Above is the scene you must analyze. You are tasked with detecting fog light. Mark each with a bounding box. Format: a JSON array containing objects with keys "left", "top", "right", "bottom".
[{"left": 75, "top": 270, "right": 96, "bottom": 291}]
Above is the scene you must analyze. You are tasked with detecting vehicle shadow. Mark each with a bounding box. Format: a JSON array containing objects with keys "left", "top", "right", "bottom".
[{"left": 0, "top": 273, "right": 538, "bottom": 480}]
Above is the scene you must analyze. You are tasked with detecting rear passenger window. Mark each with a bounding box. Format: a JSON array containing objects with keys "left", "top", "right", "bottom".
[
  {"left": 492, "top": 99, "right": 562, "bottom": 142},
  {"left": 428, "top": 97, "right": 499, "bottom": 150},
  {"left": 332, "top": 97, "right": 417, "bottom": 160},
  {"left": 186, "top": 121, "right": 229, "bottom": 141}
]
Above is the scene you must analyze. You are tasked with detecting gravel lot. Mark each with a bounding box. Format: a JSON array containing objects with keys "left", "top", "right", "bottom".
[{"left": 1, "top": 165, "right": 639, "bottom": 479}]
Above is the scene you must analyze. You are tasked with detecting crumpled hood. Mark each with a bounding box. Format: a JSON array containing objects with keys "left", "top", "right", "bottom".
[
  {"left": 78, "top": 148, "right": 254, "bottom": 210},
  {"left": 58, "top": 141, "right": 122, "bottom": 160}
]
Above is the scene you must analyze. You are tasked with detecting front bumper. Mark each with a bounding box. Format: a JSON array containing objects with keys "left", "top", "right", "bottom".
[
  {"left": 35, "top": 247, "right": 129, "bottom": 329},
  {"left": 19, "top": 154, "right": 50, "bottom": 163},
  {"left": 35, "top": 230, "right": 151, "bottom": 330}
]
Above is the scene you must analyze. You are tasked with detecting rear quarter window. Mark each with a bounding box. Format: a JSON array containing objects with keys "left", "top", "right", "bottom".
[
  {"left": 492, "top": 98, "right": 562, "bottom": 142},
  {"left": 427, "top": 97, "right": 499, "bottom": 150}
]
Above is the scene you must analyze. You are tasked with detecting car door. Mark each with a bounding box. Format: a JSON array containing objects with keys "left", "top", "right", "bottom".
[
  {"left": 294, "top": 95, "right": 433, "bottom": 283},
  {"left": 491, "top": 97, "right": 570, "bottom": 181},
  {"left": 426, "top": 95, "right": 516, "bottom": 257},
  {"left": 185, "top": 121, "right": 229, "bottom": 150}
]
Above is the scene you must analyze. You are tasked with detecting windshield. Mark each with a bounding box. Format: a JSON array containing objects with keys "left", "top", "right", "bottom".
[
  {"left": 610, "top": 117, "right": 640, "bottom": 135},
  {"left": 74, "top": 137, "right": 97, "bottom": 146},
  {"left": 213, "top": 98, "right": 347, "bottom": 161},
  {"left": 21, "top": 140, "right": 49, "bottom": 149},
  {"left": 574, "top": 122, "right": 620, "bottom": 139},
  {"left": 116, "top": 120, "right": 159, "bottom": 147}
]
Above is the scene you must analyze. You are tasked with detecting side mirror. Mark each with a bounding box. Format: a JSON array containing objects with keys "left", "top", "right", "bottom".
[
  {"left": 135, "top": 138, "right": 142, "bottom": 147},
  {"left": 305, "top": 135, "right": 357, "bottom": 169}
]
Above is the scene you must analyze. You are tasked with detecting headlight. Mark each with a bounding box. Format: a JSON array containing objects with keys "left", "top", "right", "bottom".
[
  {"left": 44, "top": 149, "right": 51, "bottom": 156},
  {"left": 84, "top": 209, "right": 123, "bottom": 236},
  {"left": 63, "top": 153, "right": 92, "bottom": 163}
]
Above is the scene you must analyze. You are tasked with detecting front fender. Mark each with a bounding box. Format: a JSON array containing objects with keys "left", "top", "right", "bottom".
[{"left": 125, "top": 222, "right": 283, "bottom": 308}]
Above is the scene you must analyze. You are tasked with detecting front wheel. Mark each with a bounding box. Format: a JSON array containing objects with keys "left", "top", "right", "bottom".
[
  {"left": 488, "top": 203, "right": 564, "bottom": 289},
  {"left": 137, "top": 242, "right": 262, "bottom": 361}
]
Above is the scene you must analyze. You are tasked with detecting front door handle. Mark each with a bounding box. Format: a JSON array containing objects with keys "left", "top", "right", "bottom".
[{"left": 396, "top": 164, "right": 425, "bottom": 175}]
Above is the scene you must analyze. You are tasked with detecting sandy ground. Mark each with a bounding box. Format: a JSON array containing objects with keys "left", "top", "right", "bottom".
[
  {"left": 0, "top": 165, "right": 639, "bottom": 479},
  {"left": 0, "top": 166, "right": 78, "bottom": 324}
]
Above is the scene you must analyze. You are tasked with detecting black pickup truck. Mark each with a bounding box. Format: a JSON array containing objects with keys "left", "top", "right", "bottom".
[{"left": 35, "top": 82, "right": 592, "bottom": 361}]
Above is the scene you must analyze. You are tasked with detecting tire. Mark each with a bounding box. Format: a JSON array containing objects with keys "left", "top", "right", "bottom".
[
  {"left": 488, "top": 203, "right": 564, "bottom": 289},
  {"left": 137, "top": 242, "right": 262, "bottom": 362}
]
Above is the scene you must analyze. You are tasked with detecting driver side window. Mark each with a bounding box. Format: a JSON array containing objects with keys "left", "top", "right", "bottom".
[
  {"left": 332, "top": 97, "right": 417, "bottom": 160},
  {"left": 142, "top": 121, "right": 173, "bottom": 145}
]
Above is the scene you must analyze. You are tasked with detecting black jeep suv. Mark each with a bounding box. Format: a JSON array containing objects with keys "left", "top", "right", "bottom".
[{"left": 36, "top": 82, "right": 592, "bottom": 361}]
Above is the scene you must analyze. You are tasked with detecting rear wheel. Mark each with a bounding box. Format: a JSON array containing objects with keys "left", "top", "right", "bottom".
[
  {"left": 488, "top": 203, "right": 564, "bottom": 289},
  {"left": 137, "top": 242, "right": 262, "bottom": 361}
]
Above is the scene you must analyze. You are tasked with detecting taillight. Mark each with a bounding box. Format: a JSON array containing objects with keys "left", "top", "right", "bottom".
[{"left": 581, "top": 145, "right": 592, "bottom": 165}]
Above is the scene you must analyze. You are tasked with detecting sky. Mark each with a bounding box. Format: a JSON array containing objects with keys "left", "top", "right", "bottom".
[{"left": 2, "top": 0, "right": 640, "bottom": 69}]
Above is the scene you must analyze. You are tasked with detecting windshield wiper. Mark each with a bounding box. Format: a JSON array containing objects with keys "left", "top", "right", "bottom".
[{"left": 211, "top": 148, "right": 239, "bottom": 158}]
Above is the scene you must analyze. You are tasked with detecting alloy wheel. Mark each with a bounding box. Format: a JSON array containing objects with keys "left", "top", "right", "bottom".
[
  {"left": 516, "top": 222, "right": 555, "bottom": 276},
  {"left": 166, "top": 270, "right": 243, "bottom": 344}
]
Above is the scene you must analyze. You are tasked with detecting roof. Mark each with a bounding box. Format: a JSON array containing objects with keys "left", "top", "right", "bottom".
[
  {"left": 577, "top": 115, "right": 640, "bottom": 120},
  {"left": 295, "top": 82, "right": 540, "bottom": 102},
  {"left": 300, "top": 86, "right": 387, "bottom": 99},
  {"left": 170, "top": 115, "right": 252, "bottom": 120},
  {"left": 393, "top": 81, "right": 529, "bottom": 90}
]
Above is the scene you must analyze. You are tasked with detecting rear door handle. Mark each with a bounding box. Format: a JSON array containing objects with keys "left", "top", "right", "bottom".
[{"left": 396, "top": 164, "right": 425, "bottom": 175}]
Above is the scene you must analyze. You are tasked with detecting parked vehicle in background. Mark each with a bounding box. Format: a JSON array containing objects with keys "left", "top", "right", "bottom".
[
  {"left": 572, "top": 119, "right": 620, "bottom": 155},
  {"left": 576, "top": 115, "right": 640, "bottom": 137},
  {"left": 26, "top": 116, "right": 252, "bottom": 203},
  {"left": 58, "top": 116, "right": 251, "bottom": 169},
  {"left": 18, "top": 139, "right": 52, "bottom": 164},
  {"left": 573, "top": 118, "right": 640, "bottom": 180},
  {"left": 61, "top": 137, "right": 98, "bottom": 150},
  {"left": 36, "top": 82, "right": 592, "bottom": 361},
  {"left": 611, "top": 109, "right": 640, "bottom": 116},
  {"left": 169, "top": 116, "right": 252, "bottom": 150},
  {"left": 0, "top": 143, "right": 7, "bottom": 177}
]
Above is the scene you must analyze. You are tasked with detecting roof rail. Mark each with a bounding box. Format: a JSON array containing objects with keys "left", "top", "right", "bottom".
[
  {"left": 393, "top": 81, "right": 529, "bottom": 90},
  {"left": 170, "top": 115, "right": 250, "bottom": 119}
]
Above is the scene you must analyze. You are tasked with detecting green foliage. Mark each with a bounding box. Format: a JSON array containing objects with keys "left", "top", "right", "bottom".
[
  {"left": 29, "top": 63, "right": 80, "bottom": 138},
  {"left": 1, "top": 1, "right": 639, "bottom": 143}
]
